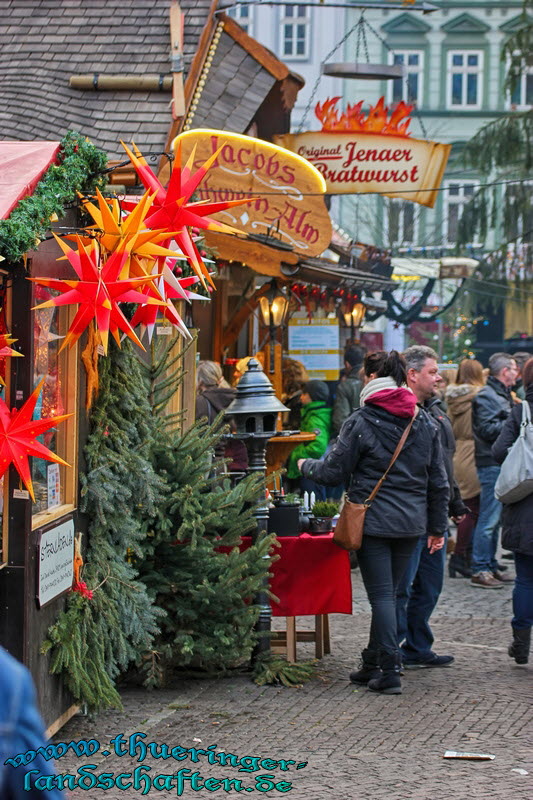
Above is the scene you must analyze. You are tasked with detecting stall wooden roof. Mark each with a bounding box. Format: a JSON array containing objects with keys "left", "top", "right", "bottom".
[{"left": 0, "top": 0, "right": 303, "bottom": 162}]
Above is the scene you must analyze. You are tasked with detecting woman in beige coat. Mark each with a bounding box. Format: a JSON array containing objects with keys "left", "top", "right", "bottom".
[{"left": 445, "top": 359, "right": 485, "bottom": 577}]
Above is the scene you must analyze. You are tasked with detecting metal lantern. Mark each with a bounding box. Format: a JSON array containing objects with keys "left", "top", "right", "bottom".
[
  {"left": 225, "top": 358, "right": 288, "bottom": 657},
  {"left": 258, "top": 280, "right": 290, "bottom": 332},
  {"left": 351, "top": 301, "right": 366, "bottom": 329},
  {"left": 226, "top": 358, "right": 288, "bottom": 449}
]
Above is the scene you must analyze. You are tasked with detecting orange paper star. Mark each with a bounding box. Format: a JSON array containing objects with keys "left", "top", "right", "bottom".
[
  {"left": 76, "top": 188, "right": 188, "bottom": 280},
  {"left": 0, "top": 379, "right": 71, "bottom": 502},
  {"left": 121, "top": 141, "right": 251, "bottom": 288},
  {"left": 30, "top": 235, "right": 166, "bottom": 354}
]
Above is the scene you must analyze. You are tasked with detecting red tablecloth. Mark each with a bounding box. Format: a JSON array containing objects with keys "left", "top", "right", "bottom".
[{"left": 242, "top": 533, "right": 352, "bottom": 617}]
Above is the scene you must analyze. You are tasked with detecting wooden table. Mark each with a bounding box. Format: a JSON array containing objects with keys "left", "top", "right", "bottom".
[
  {"left": 241, "top": 532, "right": 352, "bottom": 662},
  {"left": 265, "top": 432, "right": 316, "bottom": 487}
]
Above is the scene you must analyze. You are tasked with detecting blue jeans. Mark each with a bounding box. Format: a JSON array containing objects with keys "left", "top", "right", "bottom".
[
  {"left": 471, "top": 466, "right": 502, "bottom": 574},
  {"left": 357, "top": 535, "right": 419, "bottom": 655},
  {"left": 396, "top": 534, "right": 447, "bottom": 662},
  {"left": 513, "top": 552, "right": 533, "bottom": 629}
]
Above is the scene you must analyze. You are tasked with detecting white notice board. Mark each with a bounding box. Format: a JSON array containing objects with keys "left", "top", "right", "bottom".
[
  {"left": 37, "top": 517, "right": 75, "bottom": 608},
  {"left": 288, "top": 318, "right": 341, "bottom": 380}
]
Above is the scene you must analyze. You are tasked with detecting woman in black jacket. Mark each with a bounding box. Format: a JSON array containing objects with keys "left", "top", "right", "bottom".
[
  {"left": 298, "top": 351, "right": 449, "bottom": 695},
  {"left": 492, "top": 357, "right": 533, "bottom": 665}
]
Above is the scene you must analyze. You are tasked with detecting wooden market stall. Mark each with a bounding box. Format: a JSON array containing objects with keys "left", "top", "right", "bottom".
[{"left": 0, "top": 139, "right": 103, "bottom": 731}]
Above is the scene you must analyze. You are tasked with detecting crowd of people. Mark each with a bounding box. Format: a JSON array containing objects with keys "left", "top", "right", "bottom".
[{"left": 195, "top": 345, "right": 532, "bottom": 695}]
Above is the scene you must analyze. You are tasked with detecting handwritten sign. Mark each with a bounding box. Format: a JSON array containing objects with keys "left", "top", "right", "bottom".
[
  {"left": 172, "top": 129, "right": 332, "bottom": 256},
  {"left": 37, "top": 517, "right": 74, "bottom": 607},
  {"left": 274, "top": 132, "right": 450, "bottom": 208}
]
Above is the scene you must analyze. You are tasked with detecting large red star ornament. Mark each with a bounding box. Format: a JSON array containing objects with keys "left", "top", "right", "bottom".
[
  {"left": 30, "top": 235, "right": 166, "bottom": 354},
  {"left": 121, "top": 141, "right": 251, "bottom": 289},
  {"left": 0, "top": 379, "right": 72, "bottom": 502}
]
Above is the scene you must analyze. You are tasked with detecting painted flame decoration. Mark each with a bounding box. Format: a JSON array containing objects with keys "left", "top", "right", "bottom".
[{"left": 315, "top": 97, "right": 414, "bottom": 137}]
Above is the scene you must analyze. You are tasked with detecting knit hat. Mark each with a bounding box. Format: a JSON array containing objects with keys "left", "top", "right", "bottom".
[{"left": 304, "top": 380, "right": 329, "bottom": 403}]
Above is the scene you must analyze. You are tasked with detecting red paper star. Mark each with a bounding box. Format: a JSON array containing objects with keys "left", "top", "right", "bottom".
[
  {"left": 0, "top": 379, "right": 71, "bottom": 502},
  {"left": 30, "top": 235, "right": 166, "bottom": 354},
  {"left": 121, "top": 141, "right": 251, "bottom": 288}
]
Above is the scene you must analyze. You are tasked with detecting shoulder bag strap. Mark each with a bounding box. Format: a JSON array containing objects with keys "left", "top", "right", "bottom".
[
  {"left": 521, "top": 398, "right": 532, "bottom": 431},
  {"left": 365, "top": 406, "right": 419, "bottom": 505}
]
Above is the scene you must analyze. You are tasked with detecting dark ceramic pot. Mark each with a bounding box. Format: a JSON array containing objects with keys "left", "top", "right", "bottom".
[{"left": 309, "top": 516, "right": 333, "bottom": 534}]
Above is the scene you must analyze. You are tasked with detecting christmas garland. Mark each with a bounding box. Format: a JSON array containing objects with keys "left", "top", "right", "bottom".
[{"left": 0, "top": 131, "right": 107, "bottom": 263}]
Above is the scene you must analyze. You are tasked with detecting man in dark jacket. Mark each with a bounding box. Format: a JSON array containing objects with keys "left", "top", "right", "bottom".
[
  {"left": 470, "top": 352, "right": 518, "bottom": 587},
  {"left": 331, "top": 344, "right": 365, "bottom": 437},
  {"left": 396, "top": 346, "right": 467, "bottom": 668}
]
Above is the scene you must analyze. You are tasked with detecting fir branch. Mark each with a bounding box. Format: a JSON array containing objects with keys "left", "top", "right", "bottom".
[{"left": 0, "top": 131, "right": 107, "bottom": 263}]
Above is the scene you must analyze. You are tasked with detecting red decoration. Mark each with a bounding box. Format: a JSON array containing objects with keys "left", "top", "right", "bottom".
[
  {"left": 0, "top": 379, "right": 71, "bottom": 502},
  {"left": 30, "top": 235, "right": 165, "bottom": 354},
  {"left": 121, "top": 141, "right": 251, "bottom": 288},
  {"left": 315, "top": 96, "right": 414, "bottom": 136},
  {"left": 72, "top": 581, "right": 93, "bottom": 599}
]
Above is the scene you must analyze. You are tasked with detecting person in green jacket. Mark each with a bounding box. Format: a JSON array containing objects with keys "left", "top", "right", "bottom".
[{"left": 287, "top": 380, "right": 332, "bottom": 500}]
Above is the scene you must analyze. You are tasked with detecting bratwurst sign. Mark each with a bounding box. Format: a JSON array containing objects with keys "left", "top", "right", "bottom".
[
  {"left": 275, "top": 131, "right": 450, "bottom": 208},
  {"left": 274, "top": 97, "right": 450, "bottom": 208}
]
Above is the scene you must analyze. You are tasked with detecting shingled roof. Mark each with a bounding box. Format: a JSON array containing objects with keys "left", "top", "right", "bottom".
[{"left": 0, "top": 0, "right": 302, "bottom": 162}]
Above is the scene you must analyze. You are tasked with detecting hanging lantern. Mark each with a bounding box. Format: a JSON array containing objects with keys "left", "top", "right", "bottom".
[
  {"left": 258, "top": 281, "right": 290, "bottom": 331},
  {"left": 351, "top": 301, "right": 366, "bottom": 329}
]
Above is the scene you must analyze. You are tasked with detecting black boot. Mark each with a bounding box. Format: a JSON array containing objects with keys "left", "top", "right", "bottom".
[
  {"left": 349, "top": 648, "right": 381, "bottom": 685},
  {"left": 448, "top": 553, "right": 472, "bottom": 578},
  {"left": 508, "top": 627, "right": 531, "bottom": 665},
  {"left": 368, "top": 650, "right": 402, "bottom": 695}
]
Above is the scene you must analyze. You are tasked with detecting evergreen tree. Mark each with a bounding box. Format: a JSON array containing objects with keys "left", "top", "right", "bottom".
[
  {"left": 138, "top": 337, "right": 276, "bottom": 684},
  {"left": 458, "top": 0, "right": 532, "bottom": 309},
  {"left": 43, "top": 341, "right": 166, "bottom": 710}
]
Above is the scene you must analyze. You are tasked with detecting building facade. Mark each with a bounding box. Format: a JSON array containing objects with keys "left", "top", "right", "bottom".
[{"left": 243, "top": 0, "right": 528, "bottom": 254}]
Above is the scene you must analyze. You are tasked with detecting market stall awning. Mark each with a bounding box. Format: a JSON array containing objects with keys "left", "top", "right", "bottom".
[{"left": 0, "top": 141, "right": 60, "bottom": 219}]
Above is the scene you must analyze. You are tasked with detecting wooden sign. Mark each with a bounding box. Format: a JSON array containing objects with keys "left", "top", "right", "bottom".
[
  {"left": 172, "top": 129, "right": 332, "bottom": 257},
  {"left": 274, "top": 131, "right": 450, "bottom": 209}
]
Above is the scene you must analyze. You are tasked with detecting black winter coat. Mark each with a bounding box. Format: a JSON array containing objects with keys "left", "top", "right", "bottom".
[
  {"left": 472, "top": 376, "right": 514, "bottom": 467},
  {"left": 425, "top": 396, "right": 467, "bottom": 518},
  {"left": 492, "top": 386, "right": 533, "bottom": 557},
  {"left": 301, "top": 404, "right": 450, "bottom": 538}
]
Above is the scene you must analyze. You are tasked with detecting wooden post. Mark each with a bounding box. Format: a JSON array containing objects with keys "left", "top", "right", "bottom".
[{"left": 170, "top": 1, "right": 185, "bottom": 119}]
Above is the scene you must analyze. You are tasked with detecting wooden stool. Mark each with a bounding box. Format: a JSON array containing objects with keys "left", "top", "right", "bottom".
[{"left": 271, "top": 615, "right": 331, "bottom": 662}]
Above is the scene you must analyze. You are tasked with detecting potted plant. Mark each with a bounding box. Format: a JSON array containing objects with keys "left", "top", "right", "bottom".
[{"left": 309, "top": 500, "right": 339, "bottom": 534}]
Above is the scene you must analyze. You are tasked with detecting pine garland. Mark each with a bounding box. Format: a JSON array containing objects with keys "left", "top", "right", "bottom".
[{"left": 0, "top": 131, "right": 107, "bottom": 263}]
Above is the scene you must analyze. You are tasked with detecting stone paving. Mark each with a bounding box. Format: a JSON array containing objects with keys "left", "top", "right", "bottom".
[{"left": 49, "top": 558, "right": 531, "bottom": 800}]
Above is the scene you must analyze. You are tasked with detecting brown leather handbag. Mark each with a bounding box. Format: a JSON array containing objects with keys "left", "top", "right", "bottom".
[{"left": 333, "top": 412, "right": 417, "bottom": 551}]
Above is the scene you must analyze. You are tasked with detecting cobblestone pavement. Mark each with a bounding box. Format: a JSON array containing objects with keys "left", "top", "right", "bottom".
[{"left": 49, "top": 558, "right": 532, "bottom": 800}]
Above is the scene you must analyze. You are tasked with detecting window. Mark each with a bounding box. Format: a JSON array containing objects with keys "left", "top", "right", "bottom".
[
  {"left": 227, "top": 4, "right": 254, "bottom": 36},
  {"left": 31, "top": 286, "right": 78, "bottom": 524},
  {"left": 447, "top": 51, "right": 483, "bottom": 109},
  {"left": 387, "top": 199, "right": 418, "bottom": 247},
  {"left": 444, "top": 182, "right": 476, "bottom": 244},
  {"left": 509, "top": 68, "right": 533, "bottom": 110},
  {"left": 280, "top": 5, "right": 310, "bottom": 59},
  {"left": 389, "top": 51, "right": 424, "bottom": 107}
]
